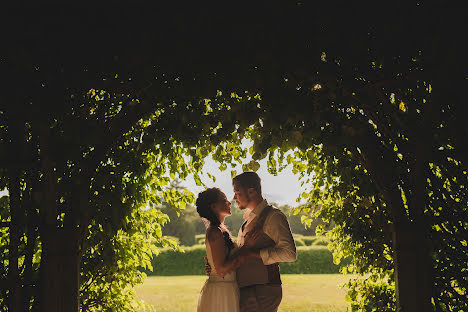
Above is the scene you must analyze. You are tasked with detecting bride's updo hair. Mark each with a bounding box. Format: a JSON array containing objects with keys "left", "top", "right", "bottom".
[
  {"left": 196, "top": 188, "right": 222, "bottom": 227},
  {"left": 196, "top": 187, "right": 235, "bottom": 251}
]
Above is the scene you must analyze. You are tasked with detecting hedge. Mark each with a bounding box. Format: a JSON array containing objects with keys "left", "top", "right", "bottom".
[
  {"left": 301, "top": 236, "right": 318, "bottom": 246},
  {"left": 294, "top": 238, "right": 305, "bottom": 246},
  {"left": 195, "top": 234, "right": 205, "bottom": 245},
  {"left": 195, "top": 234, "right": 327, "bottom": 247},
  {"left": 294, "top": 234, "right": 330, "bottom": 246},
  {"left": 280, "top": 246, "right": 340, "bottom": 274},
  {"left": 145, "top": 245, "right": 344, "bottom": 276},
  {"left": 311, "top": 236, "right": 330, "bottom": 246}
]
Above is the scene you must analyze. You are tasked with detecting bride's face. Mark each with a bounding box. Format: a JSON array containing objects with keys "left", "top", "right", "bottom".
[{"left": 212, "top": 192, "right": 232, "bottom": 217}]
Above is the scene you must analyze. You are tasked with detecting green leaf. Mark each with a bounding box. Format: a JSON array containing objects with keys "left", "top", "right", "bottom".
[
  {"left": 230, "top": 170, "right": 237, "bottom": 179},
  {"left": 248, "top": 160, "right": 260, "bottom": 172},
  {"left": 194, "top": 174, "right": 202, "bottom": 186}
]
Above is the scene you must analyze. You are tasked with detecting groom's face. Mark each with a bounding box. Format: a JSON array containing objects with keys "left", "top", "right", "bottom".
[{"left": 233, "top": 181, "right": 250, "bottom": 210}]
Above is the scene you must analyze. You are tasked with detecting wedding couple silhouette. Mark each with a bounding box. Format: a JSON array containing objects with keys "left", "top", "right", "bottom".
[{"left": 196, "top": 171, "right": 296, "bottom": 312}]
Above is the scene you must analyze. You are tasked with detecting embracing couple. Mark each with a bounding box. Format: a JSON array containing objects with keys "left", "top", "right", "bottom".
[{"left": 196, "top": 172, "right": 297, "bottom": 312}]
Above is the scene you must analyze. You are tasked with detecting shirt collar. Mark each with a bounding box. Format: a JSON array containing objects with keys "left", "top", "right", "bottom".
[{"left": 242, "top": 199, "right": 268, "bottom": 220}]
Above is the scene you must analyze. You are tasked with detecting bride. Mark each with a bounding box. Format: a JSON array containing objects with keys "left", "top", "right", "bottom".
[{"left": 195, "top": 187, "right": 243, "bottom": 312}]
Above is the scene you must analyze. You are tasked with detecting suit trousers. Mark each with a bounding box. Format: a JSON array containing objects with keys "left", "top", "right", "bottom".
[{"left": 239, "top": 284, "right": 282, "bottom": 312}]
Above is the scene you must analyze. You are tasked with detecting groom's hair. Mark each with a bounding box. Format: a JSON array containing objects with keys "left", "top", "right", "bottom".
[{"left": 233, "top": 171, "right": 262, "bottom": 195}]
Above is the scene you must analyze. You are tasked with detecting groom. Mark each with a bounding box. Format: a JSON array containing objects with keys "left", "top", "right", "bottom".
[{"left": 208, "top": 171, "right": 297, "bottom": 312}]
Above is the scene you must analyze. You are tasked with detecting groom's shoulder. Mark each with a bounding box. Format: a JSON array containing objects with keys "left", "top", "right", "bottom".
[
  {"left": 266, "top": 204, "right": 288, "bottom": 219},
  {"left": 267, "top": 204, "right": 280, "bottom": 212}
]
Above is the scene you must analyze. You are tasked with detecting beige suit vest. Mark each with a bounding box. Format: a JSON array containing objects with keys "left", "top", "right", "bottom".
[{"left": 236, "top": 206, "right": 281, "bottom": 288}]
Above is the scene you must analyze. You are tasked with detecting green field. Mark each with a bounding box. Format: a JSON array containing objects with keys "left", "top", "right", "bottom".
[{"left": 135, "top": 274, "right": 355, "bottom": 312}]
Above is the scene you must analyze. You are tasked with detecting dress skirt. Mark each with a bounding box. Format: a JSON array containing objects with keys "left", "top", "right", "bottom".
[{"left": 197, "top": 273, "right": 240, "bottom": 312}]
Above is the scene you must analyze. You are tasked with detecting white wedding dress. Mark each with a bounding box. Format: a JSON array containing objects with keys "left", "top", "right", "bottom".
[{"left": 197, "top": 233, "right": 240, "bottom": 312}]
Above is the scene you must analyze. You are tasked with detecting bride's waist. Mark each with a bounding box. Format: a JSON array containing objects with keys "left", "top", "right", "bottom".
[{"left": 208, "top": 271, "right": 236, "bottom": 282}]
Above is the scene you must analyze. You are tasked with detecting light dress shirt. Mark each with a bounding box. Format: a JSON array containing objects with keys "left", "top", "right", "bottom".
[{"left": 237, "top": 199, "right": 297, "bottom": 265}]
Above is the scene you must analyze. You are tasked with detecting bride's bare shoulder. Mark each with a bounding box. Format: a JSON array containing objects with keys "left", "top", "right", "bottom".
[{"left": 206, "top": 226, "right": 223, "bottom": 242}]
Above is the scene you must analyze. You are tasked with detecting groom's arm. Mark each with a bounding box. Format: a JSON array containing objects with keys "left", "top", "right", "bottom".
[{"left": 259, "top": 211, "right": 297, "bottom": 265}]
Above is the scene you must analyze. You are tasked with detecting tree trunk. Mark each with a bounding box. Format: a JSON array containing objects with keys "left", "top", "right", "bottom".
[
  {"left": 40, "top": 226, "right": 81, "bottom": 312},
  {"left": 23, "top": 186, "right": 39, "bottom": 310},
  {"left": 7, "top": 117, "right": 24, "bottom": 312},
  {"left": 7, "top": 166, "right": 22, "bottom": 312},
  {"left": 392, "top": 223, "right": 433, "bottom": 312},
  {"left": 393, "top": 115, "right": 433, "bottom": 312},
  {"left": 38, "top": 126, "right": 81, "bottom": 312},
  {"left": 356, "top": 144, "right": 433, "bottom": 310}
]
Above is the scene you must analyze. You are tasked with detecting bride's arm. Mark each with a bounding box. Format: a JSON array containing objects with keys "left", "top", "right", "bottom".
[{"left": 206, "top": 227, "right": 240, "bottom": 278}]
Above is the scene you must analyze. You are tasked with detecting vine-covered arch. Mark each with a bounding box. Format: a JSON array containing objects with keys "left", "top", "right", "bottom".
[{"left": 1, "top": 3, "right": 466, "bottom": 311}]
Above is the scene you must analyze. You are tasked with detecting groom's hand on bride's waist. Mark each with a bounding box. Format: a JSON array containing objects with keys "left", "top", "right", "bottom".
[{"left": 204, "top": 256, "right": 211, "bottom": 276}]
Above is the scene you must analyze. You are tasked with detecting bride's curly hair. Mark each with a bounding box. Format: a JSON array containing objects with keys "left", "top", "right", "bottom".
[{"left": 196, "top": 187, "right": 235, "bottom": 251}]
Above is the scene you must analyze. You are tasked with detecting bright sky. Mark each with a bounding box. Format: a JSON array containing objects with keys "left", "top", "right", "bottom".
[
  {"left": 182, "top": 156, "right": 306, "bottom": 207},
  {"left": 182, "top": 140, "right": 308, "bottom": 207}
]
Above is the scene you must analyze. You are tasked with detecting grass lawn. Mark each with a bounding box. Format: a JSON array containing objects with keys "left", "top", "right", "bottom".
[{"left": 135, "top": 274, "right": 355, "bottom": 312}]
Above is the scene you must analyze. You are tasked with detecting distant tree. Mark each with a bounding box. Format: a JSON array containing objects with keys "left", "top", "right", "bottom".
[
  {"left": 158, "top": 180, "right": 204, "bottom": 246},
  {"left": 275, "top": 204, "right": 326, "bottom": 236}
]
